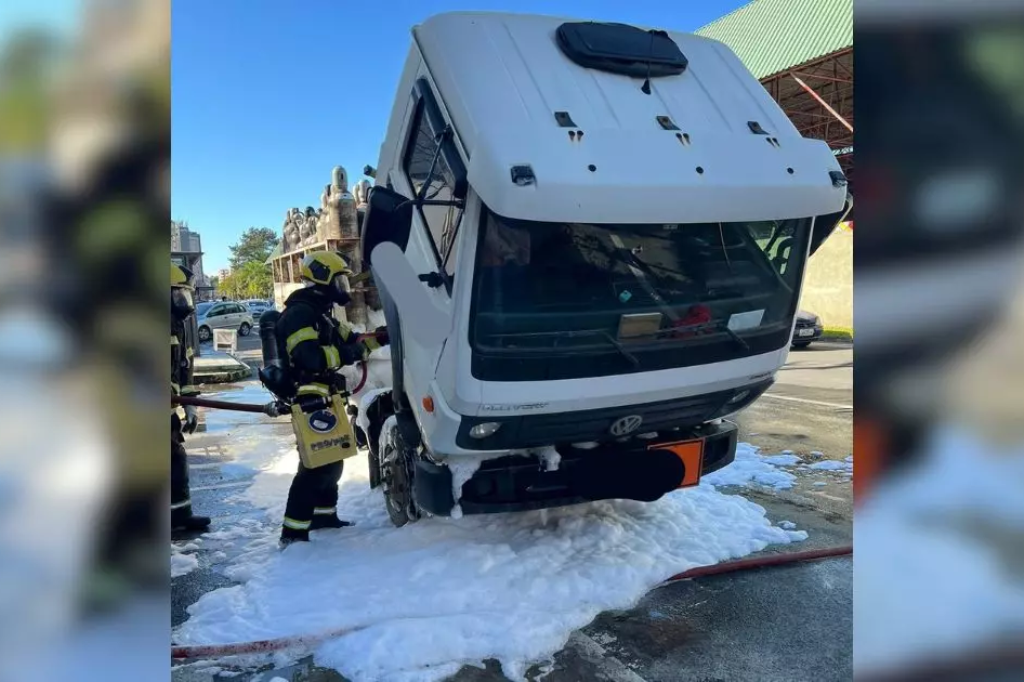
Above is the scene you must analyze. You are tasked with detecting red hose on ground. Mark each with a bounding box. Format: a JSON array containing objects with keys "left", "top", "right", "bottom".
[
  {"left": 171, "top": 545, "right": 852, "bottom": 661},
  {"left": 172, "top": 624, "right": 370, "bottom": 661},
  {"left": 663, "top": 544, "right": 853, "bottom": 582}
]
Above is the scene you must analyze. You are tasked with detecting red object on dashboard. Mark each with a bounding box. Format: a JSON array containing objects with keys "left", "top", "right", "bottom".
[{"left": 672, "top": 304, "right": 712, "bottom": 338}]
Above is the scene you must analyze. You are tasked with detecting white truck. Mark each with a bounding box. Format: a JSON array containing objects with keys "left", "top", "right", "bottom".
[{"left": 357, "top": 11, "right": 851, "bottom": 526}]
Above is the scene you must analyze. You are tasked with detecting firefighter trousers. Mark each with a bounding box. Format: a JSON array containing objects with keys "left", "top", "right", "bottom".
[
  {"left": 282, "top": 459, "right": 344, "bottom": 533},
  {"left": 170, "top": 412, "right": 193, "bottom": 526}
]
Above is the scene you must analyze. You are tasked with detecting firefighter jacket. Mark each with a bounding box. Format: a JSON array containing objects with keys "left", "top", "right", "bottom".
[
  {"left": 276, "top": 288, "right": 381, "bottom": 400},
  {"left": 171, "top": 317, "right": 198, "bottom": 403}
]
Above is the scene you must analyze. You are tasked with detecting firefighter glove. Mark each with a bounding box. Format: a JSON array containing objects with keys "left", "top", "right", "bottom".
[{"left": 183, "top": 405, "right": 199, "bottom": 434}]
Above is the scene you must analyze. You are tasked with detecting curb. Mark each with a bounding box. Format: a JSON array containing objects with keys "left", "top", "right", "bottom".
[{"left": 194, "top": 366, "right": 252, "bottom": 384}]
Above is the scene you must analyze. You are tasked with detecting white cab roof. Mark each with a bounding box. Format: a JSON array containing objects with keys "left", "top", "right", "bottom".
[{"left": 414, "top": 12, "right": 846, "bottom": 224}]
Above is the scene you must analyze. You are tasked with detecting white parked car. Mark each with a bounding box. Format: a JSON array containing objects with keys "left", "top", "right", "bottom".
[
  {"left": 243, "top": 299, "right": 274, "bottom": 320},
  {"left": 196, "top": 301, "right": 254, "bottom": 342}
]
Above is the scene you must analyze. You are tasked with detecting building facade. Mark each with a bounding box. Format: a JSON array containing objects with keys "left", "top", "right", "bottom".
[{"left": 171, "top": 220, "right": 214, "bottom": 300}]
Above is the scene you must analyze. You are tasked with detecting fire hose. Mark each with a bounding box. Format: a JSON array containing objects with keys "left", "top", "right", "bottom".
[
  {"left": 170, "top": 544, "right": 852, "bottom": 661},
  {"left": 172, "top": 361, "right": 370, "bottom": 415}
]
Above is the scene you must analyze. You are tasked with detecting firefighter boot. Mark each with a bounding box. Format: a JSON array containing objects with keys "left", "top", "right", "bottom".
[
  {"left": 310, "top": 515, "right": 355, "bottom": 531},
  {"left": 172, "top": 510, "right": 211, "bottom": 534},
  {"left": 279, "top": 525, "right": 310, "bottom": 547}
]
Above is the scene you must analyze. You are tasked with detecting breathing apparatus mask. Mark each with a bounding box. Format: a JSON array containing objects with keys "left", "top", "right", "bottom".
[
  {"left": 308, "top": 273, "right": 352, "bottom": 306},
  {"left": 171, "top": 286, "right": 195, "bottom": 320},
  {"left": 329, "top": 273, "right": 352, "bottom": 306}
]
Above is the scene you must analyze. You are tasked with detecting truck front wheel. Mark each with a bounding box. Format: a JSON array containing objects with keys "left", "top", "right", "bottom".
[{"left": 380, "top": 420, "right": 419, "bottom": 527}]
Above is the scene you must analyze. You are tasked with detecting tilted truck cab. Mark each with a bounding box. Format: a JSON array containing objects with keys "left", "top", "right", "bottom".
[{"left": 359, "top": 11, "right": 851, "bottom": 526}]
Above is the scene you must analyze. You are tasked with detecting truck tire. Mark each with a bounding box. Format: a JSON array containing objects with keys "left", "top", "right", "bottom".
[{"left": 380, "top": 418, "right": 418, "bottom": 527}]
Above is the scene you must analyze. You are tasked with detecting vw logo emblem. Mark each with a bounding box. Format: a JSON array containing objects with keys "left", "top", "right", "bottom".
[{"left": 609, "top": 415, "right": 643, "bottom": 436}]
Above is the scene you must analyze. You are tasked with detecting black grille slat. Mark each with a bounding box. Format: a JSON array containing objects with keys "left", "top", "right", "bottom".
[{"left": 524, "top": 396, "right": 721, "bottom": 441}]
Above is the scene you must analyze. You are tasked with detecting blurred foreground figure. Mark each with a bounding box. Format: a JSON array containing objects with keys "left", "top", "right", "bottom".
[
  {"left": 170, "top": 263, "right": 210, "bottom": 533},
  {"left": 0, "top": 0, "right": 173, "bottom": 679},
  {"left": 855, "top": 2, "right": 1024, "bottom": 681},
  {"left": 55, "top": 127, "right": 171, "bottom": 611},
  {"left": 854, "top": 4, "right": 1024, "bottom": 504},
  {"left": 42, "top": 29, "right": 173, "bottom": 616}
]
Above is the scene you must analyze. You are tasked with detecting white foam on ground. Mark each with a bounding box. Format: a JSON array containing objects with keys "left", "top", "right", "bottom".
[
  {"left": 176, "top": 442, "right": 807, "bottom": 681},
  {"left": 761, "top": 453, "right": 803, "bottom": 466},
  {"left": 809, "top": 460, "right": 853, "bottom": 472},
  {"left": 855, "top": 427, "right": 1024, "bottom": 676},
  {"left": 172, "top": 547, "right": 200, "bottom": 578},
  {"left": 702, "top": 443, "right": 799, "bottom": 490}
]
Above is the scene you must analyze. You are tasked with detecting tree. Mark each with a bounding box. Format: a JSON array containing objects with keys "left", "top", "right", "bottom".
[
  {"left": 228, "top": 227, "right": 279, "bottom": 270},
  {"left": 0, "top": 30, "right": 61, "bottom": 153},
  {"left": 218, "top": 261, "right": 272, "bottom": 300}
]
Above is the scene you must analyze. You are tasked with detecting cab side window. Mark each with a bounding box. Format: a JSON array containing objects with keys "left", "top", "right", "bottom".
[{"left": 402, "top": 99, "right": 460, "bottom": 276}]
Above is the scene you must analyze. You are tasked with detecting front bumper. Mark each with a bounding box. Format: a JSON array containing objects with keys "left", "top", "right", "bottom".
[
  {"left": 455, "top": 380, "right": 770, "bottom": 451},
  {"left": 414, "top": 420, "right": 738, "bottom": 516}
]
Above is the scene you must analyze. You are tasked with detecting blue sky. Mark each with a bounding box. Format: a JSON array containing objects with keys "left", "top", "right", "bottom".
[
  {"left": 0, "top": 0, "right": 80, "bottom": 47},
  {"left": 172, "top": 0, "right": 750, "bottom": 273}
]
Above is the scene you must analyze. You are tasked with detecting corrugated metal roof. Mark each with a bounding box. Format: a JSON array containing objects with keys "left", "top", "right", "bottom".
[{"left": 695, "top": 0, "right": 852, "bottom": 80}]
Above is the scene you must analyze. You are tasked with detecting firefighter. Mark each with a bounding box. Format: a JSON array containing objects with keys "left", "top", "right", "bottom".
[
  {"left": 171, "top": 262, "right": 211, "bottom": 533},
  {"left": 278, "top": 251, "right": 387, "bottom": 545}
]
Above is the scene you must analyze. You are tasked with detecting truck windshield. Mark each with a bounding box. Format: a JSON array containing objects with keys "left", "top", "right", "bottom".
[{"left": 469, "top": 208, "right": 814, "bottom": 381}]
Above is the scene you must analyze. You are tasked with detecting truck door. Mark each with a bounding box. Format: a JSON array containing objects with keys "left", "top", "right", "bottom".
[{"left": 374, "top": 77, "right": 468, "bottom": 409}]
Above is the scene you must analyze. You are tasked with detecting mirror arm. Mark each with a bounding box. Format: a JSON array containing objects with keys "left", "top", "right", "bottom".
[
  {"left": 419, "top": 198, "right": 464, "bottom": 208},
  {"left": 417, "top": 272, "right": 446, "bottom": 289},
  {"left": 394, "top": 197, "right": 464, "bottom": 212}
]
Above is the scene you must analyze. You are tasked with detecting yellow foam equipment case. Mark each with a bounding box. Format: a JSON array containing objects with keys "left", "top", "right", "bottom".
[{"left": 290, "top": 394, "right": 359, "bottom": 468}]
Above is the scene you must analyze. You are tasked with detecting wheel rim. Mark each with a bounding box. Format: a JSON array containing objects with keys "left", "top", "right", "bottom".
[
  {"left": 380, "top": 440, "right": 414, "bottom": 525},
  {"left": 382, "top": 447, "right": 406, "bottom": 509},
  {"left": 240, "top": 323, "right": 250, "bottom": 335},
  {"left": 199, "top": 327, "right": 210, "bottom": 341}
]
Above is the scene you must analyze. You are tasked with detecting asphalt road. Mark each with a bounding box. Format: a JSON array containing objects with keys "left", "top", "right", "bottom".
[{"left": 173, "top": 342, "right": 853, "bottom": 682}]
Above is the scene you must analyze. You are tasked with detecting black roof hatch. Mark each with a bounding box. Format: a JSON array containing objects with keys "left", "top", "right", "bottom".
[{"left": 556, "top": 22, "right": 688, "bottom": 79}]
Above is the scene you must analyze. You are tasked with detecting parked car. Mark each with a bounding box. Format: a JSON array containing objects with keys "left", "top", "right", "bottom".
[
  {"left": 791, "top": 310, "right": 823, "bottom": 348},
  {"left": 243, "top": 299, "right": 274, "bottom": 320},
  {"left": 196, "top": 300, "right": 254, "bottom": 342}
]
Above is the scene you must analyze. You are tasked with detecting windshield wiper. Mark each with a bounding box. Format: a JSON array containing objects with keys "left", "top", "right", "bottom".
[
  {"left": 717, "top": 322, "right": 750, "bottom": 352},
  {"left": 487, "top": 329, "right": 640, "bottom": 369},
  {"left": 592, "top": 329, "right": 641, "bottom": 369}
]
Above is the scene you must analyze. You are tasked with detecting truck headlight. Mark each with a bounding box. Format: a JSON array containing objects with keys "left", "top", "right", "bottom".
[
  {"left": 469, "top": 422, "right": 502, "bottom": 439},
  {"left": 727, "top": 390, "right": 751, "bottom": 405}
]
